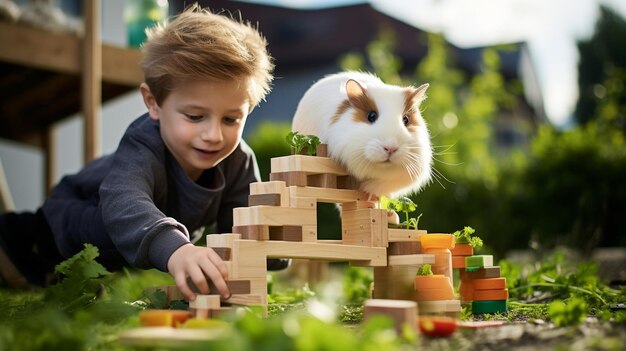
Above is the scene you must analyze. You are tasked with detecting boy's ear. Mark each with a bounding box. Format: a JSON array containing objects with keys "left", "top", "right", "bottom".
[{"left": 140, "top": 83, "right": 160, "bottom": 121}]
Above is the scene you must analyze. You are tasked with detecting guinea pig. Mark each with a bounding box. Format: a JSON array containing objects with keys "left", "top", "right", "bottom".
[{"left": 291, "top": 71, "right": 432, "bottom": 198}]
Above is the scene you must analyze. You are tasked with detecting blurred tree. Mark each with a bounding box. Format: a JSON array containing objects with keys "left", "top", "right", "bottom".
[{"left": 575, "top": 5, "right": 626, "bottom": 133}]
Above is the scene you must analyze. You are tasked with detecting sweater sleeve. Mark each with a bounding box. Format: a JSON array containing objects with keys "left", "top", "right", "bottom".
[
  {"left": 99, "top": 127, "right": 190, "bottom": 271},
  {"left": 216, "top": 140, "right": 261, "bottom": 233}
]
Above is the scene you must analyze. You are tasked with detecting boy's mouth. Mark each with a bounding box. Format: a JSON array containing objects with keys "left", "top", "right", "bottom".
[{"left": 193, "top": 147, "right": 220, "bottom": 157}]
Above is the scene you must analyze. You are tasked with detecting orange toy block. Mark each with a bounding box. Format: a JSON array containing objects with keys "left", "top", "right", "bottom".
[
  {"left": 414, "top": 288, "right": 455, "bottom": 301},
  {"left": 459, "top": 282, "right": 473, "bottom": 302},
  {"left": 414, "top": 275, "right": 452, "bottom": 290},
  {"left": 420, "top": 234, "right": 455, "bottom": 250},
  {"left": 472, "top": 277, "right": 507, "bottom": 290},
  {"left": 450, "top": 243, "right": 473, "bottom": 256},
  {"left": 472, "top": 289, "right": 509, "bottom": 301},
  {"left": 452, "top": 256, "right": 466, "bottom": 269},
  {"left": 139, "top": 310, "right": 192, "bottom": 327}
]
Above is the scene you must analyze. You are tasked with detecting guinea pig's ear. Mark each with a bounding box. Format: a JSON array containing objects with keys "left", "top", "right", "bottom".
[
  {"left": 345, "top": 79, "right": 367, "bottom": 105},
  {"left": 408, "top": 83, "right": 430, "bottom": 106}
]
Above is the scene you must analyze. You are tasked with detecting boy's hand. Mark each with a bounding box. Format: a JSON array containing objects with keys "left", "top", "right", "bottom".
[{"left": 167, "top": 244, "right": 230, "bottom": 301}]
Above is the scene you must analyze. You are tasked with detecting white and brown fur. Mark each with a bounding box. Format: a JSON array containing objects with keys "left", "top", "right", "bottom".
[{"left": 291, "top": 71, "right": 432, "bottom": 198}]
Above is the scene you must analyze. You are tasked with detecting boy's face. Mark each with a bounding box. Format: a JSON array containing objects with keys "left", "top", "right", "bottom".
[{"left": 142, "top": 79, "right": 251, "bottom": 181}]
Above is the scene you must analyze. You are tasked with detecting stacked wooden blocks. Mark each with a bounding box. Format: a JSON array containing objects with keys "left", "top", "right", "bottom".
[
  {"left": 411, "top": 234, "right": 462, "bottom": 316},
  {"left": 458, "top": 255, "right": 508, "bottom": 314}
]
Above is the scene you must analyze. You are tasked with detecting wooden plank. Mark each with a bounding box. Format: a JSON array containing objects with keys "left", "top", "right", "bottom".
[
  {"left": 0, "top": 22, "right": 142, "bottom": 86},
  {"left": 83, "top": 0, "right": 101, "bottom": 163},
  {"left": 388, "top": 242, "right": 422, "bottom": 255},
  {"left": 207, "top": 280, "right": 251, "bottom": 295},
  {"left": 206, "top": 233, "right": 241, "bottom": 248},
  {"left": 336, "top": 175, "right": 360, "bottom": 190},
  {"left": 233, "top": 206, "right": 316, "bottom": 227},
  {"left": 363, "top": 299, "right": 417, "bottom": 334},
  {"left": 388, "top": 228, "right": 427, "bottom": 242},
  {"left": 387, "top": 254, "right": 435, "bottom": 266},
  {"left": 234, "top": 239, "right": 387, "bottom": 268},
  {"left": 289, "top": 186, "right": 368, "bottom": 203},
  {"left": 271, "top": 155, "right": 348, "bottom": 175}
]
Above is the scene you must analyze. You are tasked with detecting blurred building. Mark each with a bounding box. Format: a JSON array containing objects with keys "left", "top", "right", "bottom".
[{"left": 175, "top": 0, "right": 545, "bottom": 149}]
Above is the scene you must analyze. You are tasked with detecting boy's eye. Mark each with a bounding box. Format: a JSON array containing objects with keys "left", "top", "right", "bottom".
[
  {"left": 184, "top": 114, "right": 203, "bottom": 121},
  {"left": 224, "top": 117, "right": 241, "bottom": 125}
]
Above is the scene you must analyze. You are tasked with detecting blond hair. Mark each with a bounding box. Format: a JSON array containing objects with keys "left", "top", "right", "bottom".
[{"left": 140, "top": 4, "right": 274, "bottom": 107}]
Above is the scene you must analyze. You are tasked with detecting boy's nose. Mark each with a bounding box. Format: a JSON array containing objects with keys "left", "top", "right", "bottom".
[{"left": 201, "top": 121, "right": 223, "bottom": 143}]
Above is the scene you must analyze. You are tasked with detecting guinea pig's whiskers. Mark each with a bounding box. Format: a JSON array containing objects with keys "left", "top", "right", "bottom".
[{"left": 431, "top": 166, "right": 455, "bottom": 189}]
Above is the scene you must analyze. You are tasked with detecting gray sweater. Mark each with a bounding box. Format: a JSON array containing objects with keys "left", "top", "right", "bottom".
[{"left": 42, "top": 113, "right": 260, "bottom": 272}]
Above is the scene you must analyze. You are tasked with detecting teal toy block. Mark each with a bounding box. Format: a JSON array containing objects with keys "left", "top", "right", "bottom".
[
  {"left": 472, "top": 300, "right": 508, "bottom": 314},
  {"left": 465, "top": 255, "right": 493, "bottom": 268}
]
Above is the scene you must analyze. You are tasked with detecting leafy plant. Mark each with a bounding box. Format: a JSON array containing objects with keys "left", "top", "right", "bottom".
[
  {"left": 416, "top": 264, "right": 433, "bottom": 276},
  {"left": 452, "top": 226, "right": 483, "bottom": 248},
  {"left": 286, "top": 131, "right": 321, "bottom": 156},
  {"left": 386, "top": 196, "right": 422, "bottom": 230},
  {"left": 548, "top": 297, "right": 588, "bottom": 327}
]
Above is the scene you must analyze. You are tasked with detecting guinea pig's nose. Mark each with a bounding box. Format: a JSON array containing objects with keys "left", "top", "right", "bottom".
[{"left": 383, "top": 146, "right": 398, "bottom": 156}]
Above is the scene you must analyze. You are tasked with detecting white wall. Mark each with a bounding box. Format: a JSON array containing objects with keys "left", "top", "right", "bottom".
[{"left": 0, "top": 0, "right": 146, "bottom": 211}]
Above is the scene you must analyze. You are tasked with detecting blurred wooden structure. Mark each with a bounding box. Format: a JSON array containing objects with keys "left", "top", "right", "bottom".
[{"left": 0, "top": 0, "right": 143, "bottom": 190}]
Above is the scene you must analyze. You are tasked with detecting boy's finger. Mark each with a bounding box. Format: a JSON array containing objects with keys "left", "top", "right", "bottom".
[
  {"left": 207, "top": 248, "right": 229, "bottom": 279},
  {"left": 200, "top": 262, "right": 231, "bottom": 299},
  {"left": 174, "top": 272, "right": 196, "bottom": 301},
  {"left": 188, "top": 265, "right": 211, "bottom": 295}
]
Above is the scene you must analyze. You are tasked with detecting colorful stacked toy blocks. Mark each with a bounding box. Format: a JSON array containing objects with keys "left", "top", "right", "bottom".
[
  {"left": 411, "top": 234, "right": 462, "bottom": 316},
  {"left": 458, "top": 255, "right": 508, "bottom": 314}
]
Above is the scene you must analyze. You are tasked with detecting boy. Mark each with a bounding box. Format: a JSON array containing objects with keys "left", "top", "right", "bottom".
[{"left": 0, "top": 5, "right": 285, "bottom": 301}]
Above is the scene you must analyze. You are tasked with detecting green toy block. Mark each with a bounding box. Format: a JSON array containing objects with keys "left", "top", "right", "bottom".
[
  {"left": 472, "top": 300, "right": 508, "bottom": 314},
  {"left": 465, "top": 255, "right": 493, "bottom": 268}
]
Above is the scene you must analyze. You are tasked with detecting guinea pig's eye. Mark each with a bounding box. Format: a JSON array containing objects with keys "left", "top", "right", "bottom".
[
  {"left": 403, "top": 115, "right": 410, "bottom": 126},
  {"left": 367, "top": 111, "right": 378, "bottom": 123}
]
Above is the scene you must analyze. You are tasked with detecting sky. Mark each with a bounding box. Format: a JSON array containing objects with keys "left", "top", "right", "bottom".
[{"left": 237, "top": 0, "right": 626, "bottom": 127}]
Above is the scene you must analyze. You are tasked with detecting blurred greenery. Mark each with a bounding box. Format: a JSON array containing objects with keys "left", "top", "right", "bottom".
[{"left": 247, "top": 7, "right": 626, "bottom": 256}]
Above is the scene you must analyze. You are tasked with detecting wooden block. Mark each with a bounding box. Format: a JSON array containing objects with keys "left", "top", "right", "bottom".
[
  {"left": 341, "top": 208, "right": 388, "bottom": 247},
  {"left": 206, "top": 279, "right": 251, "bottom": 295},
  {"left": 233, "top": 206, "right": 316, "bottom": 227},
  {"left": 248, "top": 193, "right": 281, "bottom": 207},
  {"left": 452, "top": 256, "right": 466, "bottom": 269},
  {"left": 307, "top": 173, "right": 337, "bottom": 188},
  {"left": 270, "top": 171, "right": 308, "bottom": 187},
  {"left": 289, "top": 197, "right": 317, "bottom": 209},
  {"left": 388, "top": 241, "right": 422, "bottom": 255},
  {"left": 206, "top": 233, "right": 241, "bottom": 248},
  {"left": 211, "top": 247, "right": 231, "bottom": 261},
  {"left": 189, "top": 294, "right": 221, "bottom": 318},
  {"left": 336, "top": 175, "right": 360, "bottom": 190},
  {"left": 414, "top": 275, "right": 452, "bottom": 290},
  {"left": 232, "top": 225, "right": 270, "bottom": 240},
  {"left": 342, "top": 200, "right": 377, "bottom": 211},
  {"left": 465, "top": 255, "right": 493, "bottom": 268},
  {"left": 301, "top": 225, "right": 318, "bottom": 242},
  {"left": 269, "top": 226, "right": 303, "bottom": 241},
  {"left": 271, "top": 155, "right": 348, "bottom": 176},
  {"left": 472, "top": 289, "right": 508, "bottom": 301},
  {"left": 388, "top": 228, "right": 427, "bottom": 242},
  {"left": 460, "top": 266, "right": 501, "bottom": 281},
  {"left": 250, "top": 181, "right": 290, "bottom": 207},
  {"left": 363, "top": 299, "right": 418, "bottom": 334},
  {"left": 472, "top": 278, "right": 507, "bottom": 290},
  {"left": 459, "top": 281, "right": 473, "bottom": 302},
  {"left": 388, "top": 254, "right": 435, "bottom": 266},
  {"left": 472, "top": 300, "right": 508, "bottom": 314},
  {"left": 223, "top": 294, "right": 265, "bottom": 305},
  {"left": 208, "top": 306, "right": 234, "bottom": 318},
  {"left": 450, "top": 243, "right": 474, "bottom": 256},
  {"left": 289, "top": 186, "right": 368, "bottom": 203},
  {"left": 417, "top": 300, "right": 462, "bottom": 314},
  {"left": 316, "top": 144, "right": 328, "bottom": 157},
  {"left": 414, "top": 288, "right": 455, "bottom": 301}
]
